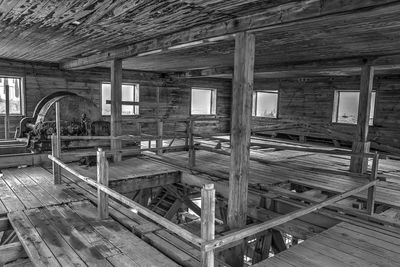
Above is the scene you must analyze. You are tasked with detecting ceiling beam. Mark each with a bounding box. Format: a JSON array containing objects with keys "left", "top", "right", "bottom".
[
  {"left": 179, "top": 55, "right": 400, "bottom": 79},
  {"left": 61, "top": 0, "right": 399, "bottom": 70}
]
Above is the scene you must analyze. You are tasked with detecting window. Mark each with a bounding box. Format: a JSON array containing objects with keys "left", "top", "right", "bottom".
[
  {"left": 191, "top": 88, "right": 217, "bottom": 115},
  {"left": 252, "top": 90, "right": 278, "bottom": 118},
  {"left": 101, "top": 82, "right": 139, "bottom": 116},
  {"left": 332, "top": 91, "right": 376, "bottom": 125},
  {"left": 0, "top": 77, "right": 23, "bottom": 115}
]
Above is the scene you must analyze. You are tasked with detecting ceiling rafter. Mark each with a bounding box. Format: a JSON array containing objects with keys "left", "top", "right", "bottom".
[
  {"left": 61, "top": 0, "right": 400, "bottom": 70},
  {"left": 177, "top": 55, "right": 400, "bottom": 79}
]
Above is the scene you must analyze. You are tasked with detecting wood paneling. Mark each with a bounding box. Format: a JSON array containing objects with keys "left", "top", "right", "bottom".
[
  {"left": 0, "top": 59, "right": 232, "bottom": 139},
  {"left": 252, "top": 75, "right": 400, "bottom": 151}
]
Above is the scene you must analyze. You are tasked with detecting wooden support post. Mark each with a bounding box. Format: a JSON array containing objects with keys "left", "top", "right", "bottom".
[
  {"left": 367, "top": 152, "right": 379, "bottom": 215},
  {"left": 4, "top": 78, "right": 9, "bottom": 140},
  {"left": 252, "top": 230, "right": 272, "bottom": 264},
  {"left": 350, "top": 62, "right": 374, "bottom": 173},
  {"left": 156, "top": 119, "right": 163, "bottom": 155},
  {"left": 97, "top": 148, "right": 109, "bottom": 220},
  {"left": 52, "top": 101, "right": 62, "bottom": 184},
  {"left": 185, "top": 121, "right": 189, "bottom": 148},
  {"left": 51, "top": 133, "right": 61, "bottom": 184},
  {"left": 111, "top": 59, "right": 122, "bottom": 162},
  {"left": 226, "top": 31, "right": 255, "bottom": 267},
  {"left": 137, "top": 188, "right": 152, "bottom": 206},
  {"left": 55, "top": 100, "right": 61, "bottom": 157},
  {"left": 188, "top": 120, "right": 195, "bottom": 168},
  {"left": 271, "top": 229, "right": 287, "bottom": 254},
  {"left": 201, "top": 184, "right": 215, "bottom": 267}
]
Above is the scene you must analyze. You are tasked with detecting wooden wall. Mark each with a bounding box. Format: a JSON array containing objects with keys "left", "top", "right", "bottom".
[
  {"left": 252, "top": 75, "right": 400, "bottom": 152},
  {"left": 140, "top": 77, "right": 232, "bottom": 136},
  {"left": 3, "top": 57, "right": 400, "bottom": 153},
  {"left": 0, "top": 59, "right": 232, "bottom": 140}
]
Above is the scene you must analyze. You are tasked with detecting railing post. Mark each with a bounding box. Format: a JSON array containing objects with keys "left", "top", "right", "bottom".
[
  {"left": 367, "top": 152, "right": 379, "bottom": 215},
  {"left": 201, "top": 184, "right": 215, "bottom": 267},
  {"left": 188, "top": 120, "right": 195, "bottom": 168},
  {"left": 97, "top": 148, "right": 109, "bottom": 219},
  {"left": 51, "top": 133, "right": 61, "bottom": 184},
  {"left": 156, "top": 119, "right": 163, "bottom": 155}
]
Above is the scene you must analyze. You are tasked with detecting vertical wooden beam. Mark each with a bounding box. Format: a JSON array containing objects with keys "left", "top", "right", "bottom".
[
  {"left": 188, "top": 120, "right": 195, "bottom": 168},
  {"left": 156, "top": 86, "right": 160, "bottom": 117},
  {"left": 185, "top": 121, "right": 190, "bottom": 148},
  {"left": 97, "top": 148, "right": 109, "bottom": 219},
  {"left": 51, "top": 133, "right": 61, "bottom": 184},
  {"left": 55, "top": 100, "right": 61, "bottom": 156},
  {"left": 252, "top": 231, "right": 272, "bottom": 264},
  {"left": 4, "top": 78, "right": 9, "bottom": 140},
  {"left": 350, "top": 62, "right": 374, "bottom": 173},
  {"left": 226, "top": 31, "right": 255, "bottom": 267},
  {"left": 271, "top": 229, "right": 287, "bottom": 253},
  {"left": 137, "top": 188, "right": 152, "bottom": 206},
  {"left": 54, "top": 101, "right": 62, "bottom": 184},
  {"left": 156, "top": 119, "right": 163, "bottom": 155},
  {"left": 156, "top": 86, "right": 163, "bottom": 154},
  {"left": 111, "top": 59, "right": 123, "bottom": 162},
  {"left": 367, "top": 152, "right": 379, "bottom": 215},
  {"left": 201, "top": 184, "right": 215, "bottom": 267}
]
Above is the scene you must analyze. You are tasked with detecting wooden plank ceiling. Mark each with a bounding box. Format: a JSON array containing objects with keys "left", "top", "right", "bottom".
[
  {"left": 1, "top": 0, "right": 400, "bottom": 77},
  {"left": 120, "top": 3, "right": 400, "bottom": 73},
  {"left": 0, "top": 0, "right": 289, "bottom": 62}
]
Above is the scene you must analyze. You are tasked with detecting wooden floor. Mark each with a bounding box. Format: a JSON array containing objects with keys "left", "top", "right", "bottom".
[
  {"left": 9, "top": 200, "right": 179, "bottom": 267},
  {"left": 254, "top": 221, "right": 400, "bottom": 267},
  {"left": 158, "top": 139, "right": 400, "bottom": 208},
  {"left": 0, "top": 166, "right": 223, "bottom": 267},
  {"left": 1, "top": 137, "right": 400, "bottom": 266},
  {"left": 0, "top": 167, "right": 86, "bottom": 215},
  {"left": 67, "top": 157, "right": 181, "bottom": 194}
]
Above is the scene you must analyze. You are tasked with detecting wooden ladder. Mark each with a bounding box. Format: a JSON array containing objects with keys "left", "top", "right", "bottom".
[{"left": 148, "top": 185, "right": 183, "bottom": 220}]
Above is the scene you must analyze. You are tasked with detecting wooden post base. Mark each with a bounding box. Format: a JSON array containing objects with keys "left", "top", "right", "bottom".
[{"left": 349, "top": 141, "right": 370, "bottom": 174}]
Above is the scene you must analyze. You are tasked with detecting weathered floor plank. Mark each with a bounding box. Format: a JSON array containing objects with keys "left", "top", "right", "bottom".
[
  {"left": 255, "top": 222, "right": 400, "bottom": 267},
  {"left": 69, "top": 200, "right": 180, "bottom": 267},
  {"left": 8, "top": 211, "right": 61, "bottom": 267}
]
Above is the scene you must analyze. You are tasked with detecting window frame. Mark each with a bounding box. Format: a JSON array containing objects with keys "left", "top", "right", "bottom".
[
  {"left": 332, "top": 90, "right": 376, "bottom": 126},
  {"left": 101, "top": 82, "right": 139, "bottom": 116},
  {"left": 190, "top": 87, "right": 217, "bottom": 116},
  {"left": 0, "top": 76, "right": 25, "bottom": 116},
  {"left": 252, "top": 90, "right": 279, "bottom": 118}
]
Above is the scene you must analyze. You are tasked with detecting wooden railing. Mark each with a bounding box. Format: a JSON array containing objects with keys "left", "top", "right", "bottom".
[
  {"left": 49, "top": 138, "right": 381, "bottom": 267},
  {"left": 51, "top": 116, "right": 230, "bottom": 169},
  {"left": 48, "top": 148, "right": 206, "bottom": 247},
  {"left": 48, "top": 150, "right": 379, "bottom": 267},
  {"left": 201, "top": 178, "right": 378, "bottom": 256}
]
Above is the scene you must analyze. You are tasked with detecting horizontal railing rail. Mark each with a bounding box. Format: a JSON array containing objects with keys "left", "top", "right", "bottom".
[
  {"left": 59, "top": 133, "right": 187, "bottom": 141},
  {"left": 61, "top": 145, "right": 188, "bottom": 158}
]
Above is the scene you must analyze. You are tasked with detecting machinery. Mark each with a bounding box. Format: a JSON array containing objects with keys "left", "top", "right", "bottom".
[{"left": 17, "top": 91, "right": 111, "bottom": 152}]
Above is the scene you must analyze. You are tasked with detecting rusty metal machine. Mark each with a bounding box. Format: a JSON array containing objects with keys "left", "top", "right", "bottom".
[{"left": 17, "top": 91, "right": 110, "bottom": 152}]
